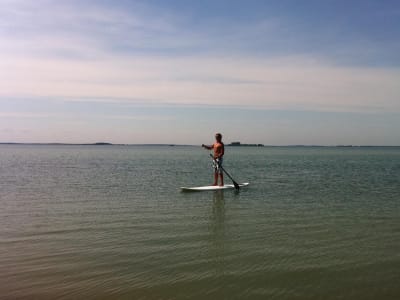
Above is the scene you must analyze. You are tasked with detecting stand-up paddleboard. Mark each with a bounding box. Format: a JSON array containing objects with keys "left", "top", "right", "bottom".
[{"left": 181, "top": 182, "right": 249, "bottom": 192}]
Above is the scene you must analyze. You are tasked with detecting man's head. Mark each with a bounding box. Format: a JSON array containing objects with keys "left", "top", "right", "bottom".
[{"left": 215, "top": 133, "right": 222, "bottom": 141}]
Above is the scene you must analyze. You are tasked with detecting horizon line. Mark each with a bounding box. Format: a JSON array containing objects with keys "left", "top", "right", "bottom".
[{"left": 1, "top": 142, "right": 399, "bottom": 148}]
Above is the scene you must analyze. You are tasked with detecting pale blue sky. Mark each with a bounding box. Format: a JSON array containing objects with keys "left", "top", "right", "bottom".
[{"left": 1, "top": 0, "right": 400, "bottom": 145}]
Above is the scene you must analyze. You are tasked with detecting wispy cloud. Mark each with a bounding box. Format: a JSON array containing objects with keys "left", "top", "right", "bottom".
[
  {"left": 2, "top": 53, "right": 400, "bottom": 113},
  {"left": 0, "top": 112, "right": 52, "bottom": 118},
  {"left": 0, "top": 0, "right": 189, "bottom": 59}
]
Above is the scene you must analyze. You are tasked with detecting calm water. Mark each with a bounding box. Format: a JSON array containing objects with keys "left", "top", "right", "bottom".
[{"left": 1, "top": 145, "right": 399, "bottom": 299}]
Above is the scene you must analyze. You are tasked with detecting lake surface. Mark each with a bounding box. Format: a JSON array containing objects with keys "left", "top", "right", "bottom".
[{"left": 1, "top": 145, "right": 399, "bottom": 299}]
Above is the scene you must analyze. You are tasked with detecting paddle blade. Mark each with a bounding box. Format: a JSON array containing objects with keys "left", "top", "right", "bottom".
[{"left": 233, "top": 181, "right": 240, "bottom": 190}]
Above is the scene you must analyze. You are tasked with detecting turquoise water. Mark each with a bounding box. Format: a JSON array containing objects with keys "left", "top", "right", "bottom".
[{"left": 1, "top": 145, "right": 399, "bottom": 299}]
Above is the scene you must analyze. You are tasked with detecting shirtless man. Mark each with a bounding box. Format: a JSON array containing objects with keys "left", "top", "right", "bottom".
[{"left": 202, "top": 133, "right": 224, "bottom": 186}]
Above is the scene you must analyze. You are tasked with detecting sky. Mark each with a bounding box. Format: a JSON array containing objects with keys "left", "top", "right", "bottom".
[{"left": 1, "top": 0, "right": 400, "bottom": 145}]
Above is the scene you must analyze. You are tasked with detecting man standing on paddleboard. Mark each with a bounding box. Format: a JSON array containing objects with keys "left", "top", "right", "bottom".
[{"left": 202, "top": 133, "right": 224, "bottom": 186}]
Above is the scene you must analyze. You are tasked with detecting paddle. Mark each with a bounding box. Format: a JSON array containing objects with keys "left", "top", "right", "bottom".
[{"left": 209, "top": 154, "right": 240, "bottom": 190}]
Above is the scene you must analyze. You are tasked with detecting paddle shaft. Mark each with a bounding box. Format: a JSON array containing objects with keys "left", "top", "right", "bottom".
[{"left": 209, "top": 154, "right": 240, "bottom": 190}]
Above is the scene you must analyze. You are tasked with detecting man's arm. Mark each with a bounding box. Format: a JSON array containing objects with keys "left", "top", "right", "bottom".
[{"left": 202, "top": 144, "right": 213, "bottom": 150}]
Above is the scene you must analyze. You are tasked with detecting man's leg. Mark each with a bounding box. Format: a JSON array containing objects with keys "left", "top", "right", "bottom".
[
  {"left": 213, "top": 172, "right": 218, "bottom": 186},
  {"left": 219, "top": 173, "right": 224, "bottom": 186}
]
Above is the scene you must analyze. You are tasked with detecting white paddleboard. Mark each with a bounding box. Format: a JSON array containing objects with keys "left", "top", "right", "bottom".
[{"left": 181, "top": 182, "right": 249, "bottom": 192}]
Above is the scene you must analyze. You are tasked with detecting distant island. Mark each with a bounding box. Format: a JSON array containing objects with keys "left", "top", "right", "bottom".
[
  {"left": 227, "top": 142, "right": 264, "bottom": 147},
  {"left": 92, "top": 142, "right": 113, "bottom": 145}
]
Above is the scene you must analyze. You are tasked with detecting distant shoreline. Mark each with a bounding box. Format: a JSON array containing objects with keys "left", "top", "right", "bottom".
[
  {"left": 0, "top": 143, "right": 399, "bottom": 147},
  {"left": 227, "top": 142, "right": 265, "bottom": 147}
]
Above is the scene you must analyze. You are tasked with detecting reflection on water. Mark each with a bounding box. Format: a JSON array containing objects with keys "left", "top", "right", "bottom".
[
  {"left": 209, "top": 191, "right": 226, "bottom": 279},
  {"left": 211, "top": 191, "right": 225, "bottom": 230}
]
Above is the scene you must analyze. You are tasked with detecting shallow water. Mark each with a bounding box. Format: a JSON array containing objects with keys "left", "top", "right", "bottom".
[{"left": 1, "top": 145, "right": 399, "bottom": 299}]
